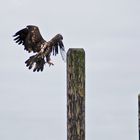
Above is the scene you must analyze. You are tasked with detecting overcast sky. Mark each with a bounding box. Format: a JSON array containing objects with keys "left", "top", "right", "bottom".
[{"left": 0, "top": 0, "right": 140, "bottom": 140}]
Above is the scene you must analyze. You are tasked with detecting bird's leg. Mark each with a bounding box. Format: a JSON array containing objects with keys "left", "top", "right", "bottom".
[
  {"left": 48, "top": 61, "right": 54, "bottom": 66},
  {"left": 46, "top": 55, "right": 54, "bottom": 66}
]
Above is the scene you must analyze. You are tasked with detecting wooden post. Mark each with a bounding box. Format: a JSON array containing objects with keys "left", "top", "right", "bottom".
[
  {"left": 138, "top": 94, "right": 140, "bottom": 140},
  {"left": 67, "top": 48, "right": 85, "bottom": 140}
]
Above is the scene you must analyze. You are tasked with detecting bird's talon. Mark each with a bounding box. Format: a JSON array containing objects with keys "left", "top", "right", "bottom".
[{"left": 48, "top": 61, "right": 54, "bottom": 66}]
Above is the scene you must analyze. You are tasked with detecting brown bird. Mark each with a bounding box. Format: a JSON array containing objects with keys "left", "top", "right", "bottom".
[{"left": 13, "top": 25, "right": 66, "bottom": 72}]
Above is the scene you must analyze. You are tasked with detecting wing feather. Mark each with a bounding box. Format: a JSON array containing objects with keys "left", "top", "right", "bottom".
[
  {"left": 13, "top": 28, "right": 28, "bottom": 45},
  {"left": 51, "top": 34, "right": 66, "bottom": 61}
]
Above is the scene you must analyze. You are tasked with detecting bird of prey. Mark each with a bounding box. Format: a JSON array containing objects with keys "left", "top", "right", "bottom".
[{"left": 13, "top": 25, "right": 66, "bottom": 72}]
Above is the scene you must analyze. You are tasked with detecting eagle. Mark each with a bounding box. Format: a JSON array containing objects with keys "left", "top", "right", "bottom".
[{"left": 13, "top": 25, "right": 66, "bottom": 72}]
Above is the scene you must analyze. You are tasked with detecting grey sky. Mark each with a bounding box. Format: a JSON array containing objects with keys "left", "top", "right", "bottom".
[{"left": 0, "top": 0, "right": 140, "bottom": 140}]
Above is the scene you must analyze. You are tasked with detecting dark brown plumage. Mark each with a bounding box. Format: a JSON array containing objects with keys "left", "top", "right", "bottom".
[{"left": 13, "top": 25, "right": 66, "bottom": 72}]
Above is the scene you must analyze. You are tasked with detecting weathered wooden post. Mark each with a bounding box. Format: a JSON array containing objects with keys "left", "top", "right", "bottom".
[
  {"left": 67, "top": 48, "right": 85, "bottom": 140},
  {"left": 138, "top": 94, "right": 140, "bottom": 140}
]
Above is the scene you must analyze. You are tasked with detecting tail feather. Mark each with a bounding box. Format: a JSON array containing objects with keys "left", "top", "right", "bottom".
[{"left": 25, "top": 54, "right": 45, "bottom": 72}]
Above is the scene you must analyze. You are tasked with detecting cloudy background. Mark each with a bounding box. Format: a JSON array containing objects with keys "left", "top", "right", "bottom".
[{"left": 0, "top": 0, "right": 140, "bottom": 140}]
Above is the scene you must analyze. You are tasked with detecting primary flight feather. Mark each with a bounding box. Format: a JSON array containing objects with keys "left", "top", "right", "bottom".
[{"left": 13, "top": 25, "right": 66, "bottom": 72}]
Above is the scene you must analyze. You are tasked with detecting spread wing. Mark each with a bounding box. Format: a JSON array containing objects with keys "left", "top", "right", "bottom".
[
  {"left": 52, "top": 34, "right": 66, "bottom": 61},
  {"left": 13, "top": 25, "right": 45, "bottom": 53}
]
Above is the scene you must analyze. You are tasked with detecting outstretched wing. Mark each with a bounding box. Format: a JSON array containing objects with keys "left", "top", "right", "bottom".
[
  {"left": 13, "top": 25, "right": 45, "bottom": 53},
  {"left": 52, "top": 34, "right": 66, "bottom": 61}
]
